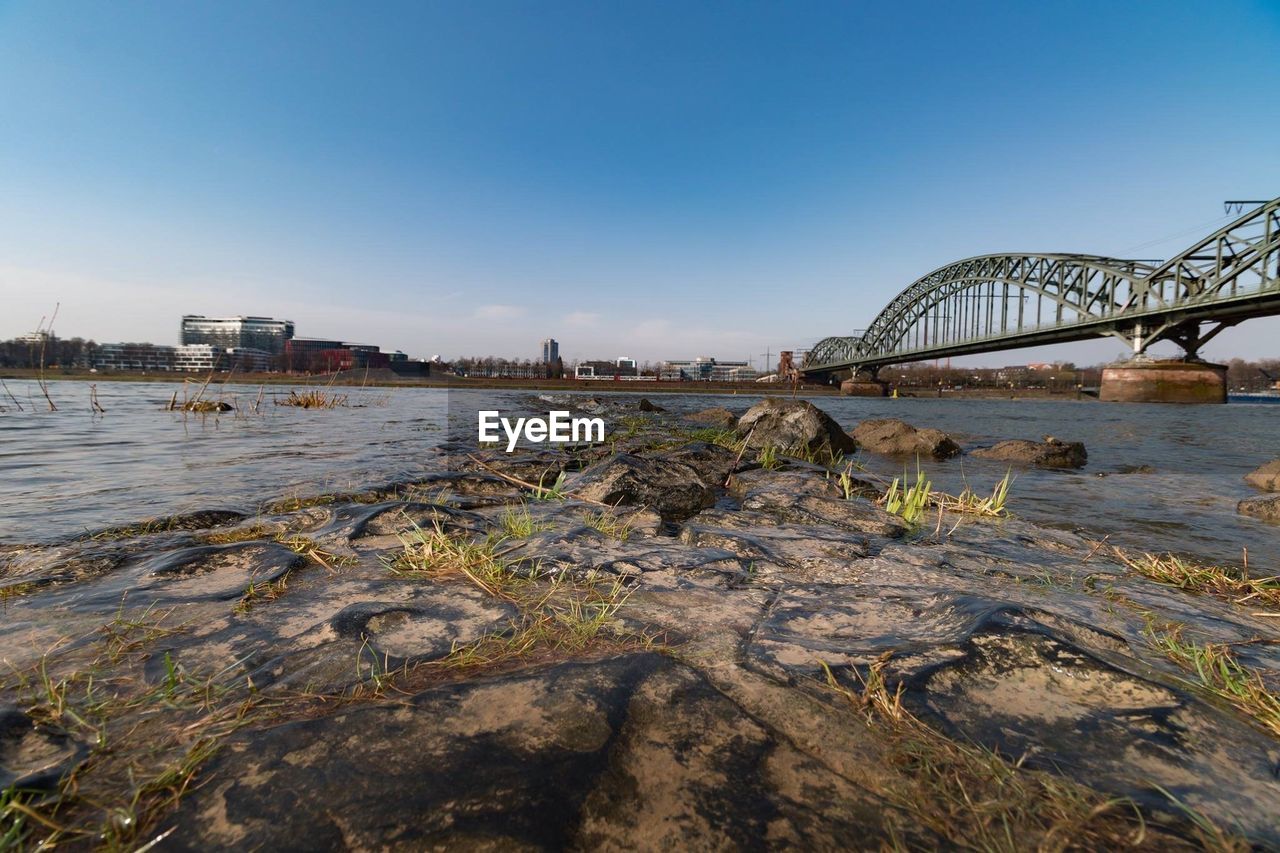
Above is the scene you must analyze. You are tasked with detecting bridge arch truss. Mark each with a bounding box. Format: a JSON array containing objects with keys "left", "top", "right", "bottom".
[{"left": 804, "top": 197, "right": 1280, "bottom": 377}]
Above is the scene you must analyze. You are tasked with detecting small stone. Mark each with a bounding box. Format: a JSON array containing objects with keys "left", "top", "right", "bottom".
[
  {"left": 851, "top": 418, "right": 961, "bottom": 459},
  {"left": 685, "top": 407, "right": 738, "bottom": 430},
  {"left": 972, "top": 438, "right": 1086, "bottom": 469},
  {"left": 1238, "top": 494, "right": 1280, "bottom": 521},
  {"left": 1244, "top": 459, "right": 1280, "bottom": 492}
]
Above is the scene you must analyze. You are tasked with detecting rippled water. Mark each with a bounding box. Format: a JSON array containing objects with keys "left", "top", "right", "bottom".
[
  {"left": 798, "top": 394, "right": 1280, "bottom": 570},
  {"left": 0, "top": 381, "right": 449, "bottom": 542},
  {"left": 1, "top": 380, "right": 1276, "bottom": 568}
]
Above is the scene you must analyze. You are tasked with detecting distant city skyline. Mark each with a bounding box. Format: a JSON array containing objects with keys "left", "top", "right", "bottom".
[
  {"left": 2, "top": 308, "right": 1274, "bottom": 372},
  {"left": 1, "top": 1, "right": 1278, "bottom": 366}
]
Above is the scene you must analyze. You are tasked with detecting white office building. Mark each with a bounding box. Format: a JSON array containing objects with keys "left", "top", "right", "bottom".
[{"left": 660, "top": 356, "right": 756, "bottom": 382}]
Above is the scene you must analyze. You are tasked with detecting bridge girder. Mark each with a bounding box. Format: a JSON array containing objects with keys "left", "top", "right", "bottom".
[{"left": 804, "top": 198, "right": 1280, "bottom": 377}]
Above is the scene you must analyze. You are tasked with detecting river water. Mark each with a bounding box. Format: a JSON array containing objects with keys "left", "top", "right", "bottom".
[{"left": 1, "top": 380, "right": 1275, "bottom": 569}]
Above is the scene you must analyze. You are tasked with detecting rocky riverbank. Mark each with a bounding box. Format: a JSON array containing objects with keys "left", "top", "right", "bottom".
[{"left": 1, "top": 398, "right": 1278, "bottom": 849}]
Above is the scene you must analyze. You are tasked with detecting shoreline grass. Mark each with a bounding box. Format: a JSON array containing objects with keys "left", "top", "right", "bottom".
[
  {"left": 499, "top": 503, "right": 551, "bottom": 538},
  {"left": 581, "top": 509, "right": 635, "bottom": 540},
  {"left": 384, "top": 521, "right": 657, "bottom": 682},
  {"left": 1115, "top": 550, "right": 1280, "bottom": 612},
  {"left": 818, "top": 655, "right": 1244, "bottom": 851},
  {"left": 0, "top": 607, "right": 264, "bottom": 849},
  {"left": 1142, "top": 620, "right": 1280, "bottom": 739},
  {"left": 868, "top": 462, "right": 1012, "bottom": 527}
]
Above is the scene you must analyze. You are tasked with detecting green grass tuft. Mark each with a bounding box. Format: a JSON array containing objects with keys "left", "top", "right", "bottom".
[
  {"left": 499, "top": 503, "right": 550, "bottom": 538},
  {"left": 582, "top": 510, "right": 635, "bottom": 541},
  {"left": 883, "top": 465, "right": 932, "bottom": 524},
  {"left": 533, "top": 470, "right": 569, "bottom": 501}
]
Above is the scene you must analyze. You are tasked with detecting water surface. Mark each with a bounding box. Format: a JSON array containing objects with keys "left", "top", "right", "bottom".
[{"left": 1, "top": 380, "right": 1275, "bottom": 568}]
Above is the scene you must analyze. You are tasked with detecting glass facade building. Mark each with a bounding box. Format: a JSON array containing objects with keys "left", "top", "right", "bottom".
[{"left": 181, "top": 316, "right": 295, "bottom": 355}]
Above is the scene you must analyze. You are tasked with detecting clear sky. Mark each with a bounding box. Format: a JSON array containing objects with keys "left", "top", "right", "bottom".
[{"left": 1, "top": 0, "right": 1278, "bottom": 367}]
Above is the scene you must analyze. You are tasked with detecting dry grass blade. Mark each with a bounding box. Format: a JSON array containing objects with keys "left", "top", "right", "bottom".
[
  {"left": 500, "top": 503, "right": 550, "bottom": 538},
  {"left": 582, "top": 510, "right": 634, "bottom": 540},
  {"left": 1117, "top": 550, "right": 1280, "bottom": 611},
  {"left": 275, "top": 389, "right": 348, "bottom": 409},
  {"left": 1143, "top": 621, "right": 1280, "bottom": 738},
  {"left": 388, "top": 520, "right": 510, "bottom": 596},
  {"left": 465, "top": 454, "right": 610, "bottom": 506},
  {"left": 816, "top": 654, "right": 1242, "bottom": 851}
]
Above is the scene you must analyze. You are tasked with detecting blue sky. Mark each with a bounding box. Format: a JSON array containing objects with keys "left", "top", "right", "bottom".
[{"left": 1, "top": 0, "right": 1278, "bottom": 367}]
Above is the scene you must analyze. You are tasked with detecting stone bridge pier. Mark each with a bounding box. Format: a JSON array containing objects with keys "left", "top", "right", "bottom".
[
  {"left": 839, "top": 368, "right": 888, "bottom": 397},
  {"left": 1099, "top": 360, "right": 1227, "bottom": 403},
  {"left": 1098, "top": 321, "right": 1229, "bottom": 403}
]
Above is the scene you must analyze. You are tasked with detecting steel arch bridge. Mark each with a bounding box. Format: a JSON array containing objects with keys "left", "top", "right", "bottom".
[{"left": 802, "top": 197, "right": 1280, "bottom": 380}]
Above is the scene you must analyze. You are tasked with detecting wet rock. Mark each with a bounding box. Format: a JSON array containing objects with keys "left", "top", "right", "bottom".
[
  {"left": 678, "top": 509, "right": 871, "bottom": 582},
  {"left": 1237, "top": 494, "right": 1280, "bottom": 521},
  {"left": 727, "top": 465, "right": 877, "bottom": 502},
  {"left": 914, "top": 630, "right": 1280, "bottom": 839},
  {"left": 504, "top": 527, "right": 746, "bottom": 580},
  {"left": 736, "top": 399, "right": 857, "bottom": 455},
  {"left": 165, "top": 653, "right": 899, "bottom": 851},
  {"left": 356, "top": 502, "right": 487, "bottom": 538},
  {"left": 728, "top": 467, "right": 902, "bottom": 537},
  {"left": 8, "top": 427, "right": 1280, "bottom": 848},
  {"left": 744, "top": 574, "right": 1280, "bottom": 844},
  {"left": 1244, "top": 458, "right": 1280, "bottom": 491},
  {"left": 0, "top": 705, "right": 88, "bottom": 791},
  {"left": 747, "top": 585, "right": 978, "bottom": 679},
  {"left": 458, "top": 449, "right": 573, "bottom": 486},
  {"left": 637, "top": 398, "right": 666, "bottom": 412},
  {"left": 568, "top": 453, "right": 715, "bottom": 520},
  {"left": 851, "top": 418, "right": 961, "bottom": 459},
  {"left": 135, "top": 542, "right": 304, "bottom": 601},
  {"left": 415, "top": 470, "right": 521, "bottom": 497},
  {"left": 329, "top": 593, "right": 519, "bottom": 663},
  {"left": 971, "top": 436, "right": 1086, "bottom": 469},
  {"left": 78, "top": 509, "right": 248, "bottom": 541},
  {"left": 754, "top": 493, "right": 906, "bottom": 538},
  {"left": 685, "top": 407, "right": 738, "bottom": 430},
  {"left": 656, "top": 441, "right": 739, "bottom": 487}
]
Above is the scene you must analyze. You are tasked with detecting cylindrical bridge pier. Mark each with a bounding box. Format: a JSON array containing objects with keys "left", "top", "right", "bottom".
[
  {"left": 1098, "top": 360, "right": 1227, "bottom": 404},
  {"left": 839, "top": 377, "right": 888, "bottom": 396}
]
